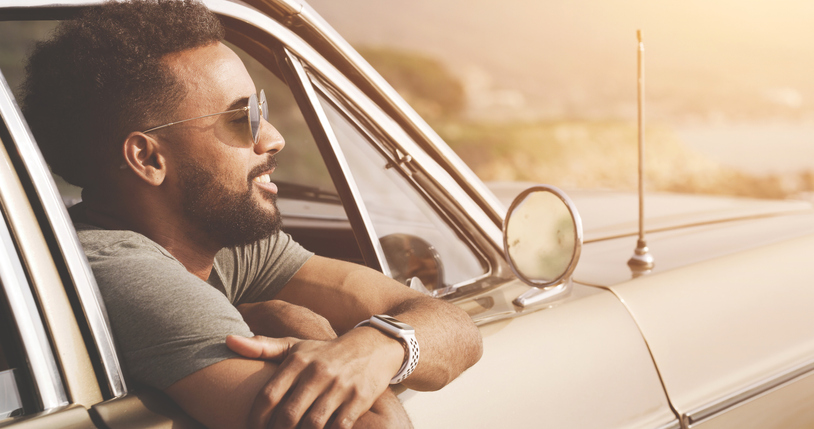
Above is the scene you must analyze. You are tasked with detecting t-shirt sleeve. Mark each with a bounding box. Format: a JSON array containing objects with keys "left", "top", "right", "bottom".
[
  {"left": 215, "top": 231, "right": 313, "bottom": 304},
  {"left": 80, "top": 229, "right": 253, "bottom": 390}
]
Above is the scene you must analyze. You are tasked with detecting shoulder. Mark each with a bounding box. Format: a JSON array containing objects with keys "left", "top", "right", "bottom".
[
  {"left": 75, "top": 223, "right": 175, "bottom": 261},
  {"left": 74, "top": 224, "right": 252, "bottom": 389},
  {"left": 74, "top": 223, "right": 199, "bottom": 308},
  {"left": 213, "top": 231, "right": 313, "bottom": 303},
  {"left": 216, "top": 230, "right": 312, "bottom": 268}
]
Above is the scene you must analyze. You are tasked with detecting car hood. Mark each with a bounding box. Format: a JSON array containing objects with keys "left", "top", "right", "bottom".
[
  {"left": 486, "top": 181, "right": 814, "bottom": 287},
  {"left": 487, "top": 181, "right": 813, "bottom": 242}
]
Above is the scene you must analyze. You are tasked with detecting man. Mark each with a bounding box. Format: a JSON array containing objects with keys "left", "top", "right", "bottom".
[{"left": 20, "top": 1, "right": 482, "bottom": 428}]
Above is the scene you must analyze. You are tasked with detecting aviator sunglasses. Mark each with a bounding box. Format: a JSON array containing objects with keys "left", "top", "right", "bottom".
[{"left": 142, "top": 90, "right": 268, "bottom": 145}]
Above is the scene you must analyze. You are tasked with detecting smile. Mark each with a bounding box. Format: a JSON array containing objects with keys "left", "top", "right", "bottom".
[{"left": 252, "top": 172, "right": 278, "bottom": 194}]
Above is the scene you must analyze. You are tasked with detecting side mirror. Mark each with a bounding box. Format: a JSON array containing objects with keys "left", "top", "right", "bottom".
[{"left": 503, "top": 185, "right": 583, "bottom": 307}]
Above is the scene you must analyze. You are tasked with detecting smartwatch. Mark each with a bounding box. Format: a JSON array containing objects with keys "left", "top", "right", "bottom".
[{"left": 355, "top": 315, "right": 420, "bottom": 384}]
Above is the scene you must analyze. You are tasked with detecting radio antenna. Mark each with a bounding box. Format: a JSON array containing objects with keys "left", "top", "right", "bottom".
[{"left": 628, "top": 29, "right": 654, "bottom": 275}]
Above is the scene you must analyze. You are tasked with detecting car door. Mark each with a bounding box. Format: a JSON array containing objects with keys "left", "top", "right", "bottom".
[
  {"left": 1, "top": 1, "right": 682, "bottom": 428},
  {"left": 0, "top": 63, "right": 99, "bottom": 428},
  {"left": 215, "top": 3, "right": 683, "bottom": 427}
]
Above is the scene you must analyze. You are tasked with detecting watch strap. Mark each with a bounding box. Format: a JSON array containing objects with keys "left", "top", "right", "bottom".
[{"left": 355, "top": 316, "right": 420, "bottom": 384}]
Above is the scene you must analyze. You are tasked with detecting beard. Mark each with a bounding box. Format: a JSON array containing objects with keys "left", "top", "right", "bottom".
[{"left": 177, "top": 157, "right": 282, "bottom": 248}]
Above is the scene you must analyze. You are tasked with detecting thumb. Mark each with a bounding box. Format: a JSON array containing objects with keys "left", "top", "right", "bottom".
[{"left": 225, "top": 335, "right": 298, "bottom": 361}]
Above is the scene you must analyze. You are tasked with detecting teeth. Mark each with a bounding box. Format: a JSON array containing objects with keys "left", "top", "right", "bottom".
[{"left": 254, "top": 174, "right": 271, "bottom": 184}]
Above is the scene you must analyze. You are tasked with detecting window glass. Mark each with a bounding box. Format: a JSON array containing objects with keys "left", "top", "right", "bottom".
[
  {"left": 316, "top": 94, "right": 485, "bottom": 288},
  {"left": 226, "top": 42, "right": 337, "bottom": 200},
  {"left": 227, "top": 43, "right": 363, "bottom": 262},
  {"left": 0, "top": 21, "right": 82, "bottom": 206},
  {"left": 0, "top": 278, "right": 28, "bottom": 420},
  {"left": 0, "top": 24, "right": 339, "bottom": 208},
  {"left": 0, "top": 347, "right": 24, "bottom": 419}
]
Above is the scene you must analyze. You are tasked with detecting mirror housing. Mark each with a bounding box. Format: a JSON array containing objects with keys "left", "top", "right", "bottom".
[{"left": 503, "top": 185, "right": 583, "bottom": 307}]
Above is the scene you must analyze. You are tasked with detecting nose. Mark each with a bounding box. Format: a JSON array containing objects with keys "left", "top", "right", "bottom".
[{"left": 254, "top": 120, "right": 285, "bottom": 155}]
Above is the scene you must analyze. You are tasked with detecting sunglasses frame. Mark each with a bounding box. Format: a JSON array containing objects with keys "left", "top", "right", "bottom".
[{"left": 141, "top": 89, "right": 267, "bottom": 145}]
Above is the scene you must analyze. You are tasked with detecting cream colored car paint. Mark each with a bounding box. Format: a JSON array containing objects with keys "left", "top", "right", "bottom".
[
  {"left": 402, "top": 285, "right": 677, "bottom": 429},
  {"left": 611, "top": 233, "right": 814, "bottom": 424}
]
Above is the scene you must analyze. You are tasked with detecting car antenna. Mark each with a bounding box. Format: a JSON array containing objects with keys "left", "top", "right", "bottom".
[{"left": 628, "top": 29, "right": 655, "bottom": 276}]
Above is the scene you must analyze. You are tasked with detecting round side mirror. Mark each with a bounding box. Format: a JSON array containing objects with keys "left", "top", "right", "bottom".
[{"left": 503, "top": 185, "right": 583, "bottom": 288}]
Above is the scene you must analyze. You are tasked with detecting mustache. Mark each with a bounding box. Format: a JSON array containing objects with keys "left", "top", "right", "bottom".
[{"left": 248, "top": 155, "right": 278, "bottom": 182}]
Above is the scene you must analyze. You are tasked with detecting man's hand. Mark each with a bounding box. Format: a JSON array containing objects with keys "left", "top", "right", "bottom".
[
  {"left": 237, "top": 300, "right": 336, "bottom": 341},
  {"left": 226, "top": 328, "right": 407, "bottom": 429}
]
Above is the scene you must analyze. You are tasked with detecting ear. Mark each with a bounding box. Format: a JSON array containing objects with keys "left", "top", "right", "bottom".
[{"left": 121, "top": 132, "right": 167, "bottom": 187}]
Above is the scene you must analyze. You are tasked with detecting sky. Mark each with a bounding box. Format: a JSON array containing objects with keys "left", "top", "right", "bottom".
[{"left": 306, "top": 0, "right": 814, "bottom": 124}]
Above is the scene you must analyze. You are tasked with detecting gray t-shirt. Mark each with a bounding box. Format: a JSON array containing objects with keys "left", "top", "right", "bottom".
[{"left": 76, "top": 224, "right": 313, "bottom": 390}]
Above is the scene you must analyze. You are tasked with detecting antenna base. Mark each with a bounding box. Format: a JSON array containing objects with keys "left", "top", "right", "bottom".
[{"left": 628, "top": 239, "right": 655, "bottom": 271}]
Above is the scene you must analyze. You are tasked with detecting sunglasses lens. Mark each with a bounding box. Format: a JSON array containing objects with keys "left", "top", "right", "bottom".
[
  {"left": 260, "top": 90, "right": 268, "bottom": 121},
  {"left": 249, "top": 92, "right": 260, "bottom": 144}
]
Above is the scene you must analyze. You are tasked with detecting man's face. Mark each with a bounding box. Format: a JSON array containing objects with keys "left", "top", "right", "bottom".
[{"left": 158, "top": 42, "right": 285, "bottom": 247}]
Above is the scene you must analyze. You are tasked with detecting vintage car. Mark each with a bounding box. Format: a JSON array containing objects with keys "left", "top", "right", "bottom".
[{"left": 2, "top": 1, "right": 814, "bottom": 428}]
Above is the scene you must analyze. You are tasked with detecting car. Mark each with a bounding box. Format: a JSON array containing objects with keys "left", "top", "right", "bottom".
[{"left": 2, "top": 1, "right": 814, "bottom": 428}]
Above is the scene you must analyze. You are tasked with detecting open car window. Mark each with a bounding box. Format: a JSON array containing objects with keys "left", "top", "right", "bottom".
[{"left": 313, "top": 90, "right": 487, "bottom": 289}]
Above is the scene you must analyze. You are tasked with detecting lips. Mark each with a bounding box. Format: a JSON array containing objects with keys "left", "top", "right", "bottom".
[
  {"left": 252, "top": 171, "right": 278, "bottom": 194},
  {"left": 249, "top": 156, "right": 278, "bottom": 194}
]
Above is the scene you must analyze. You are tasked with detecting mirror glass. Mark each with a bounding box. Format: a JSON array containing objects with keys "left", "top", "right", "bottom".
[{"left": 504, "top": 188, "right": 580, "bottom": 285}]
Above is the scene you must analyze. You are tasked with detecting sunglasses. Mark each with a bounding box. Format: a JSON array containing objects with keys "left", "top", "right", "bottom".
[{"left": 141, "top": 90, "right": 268, "bottom": 145}]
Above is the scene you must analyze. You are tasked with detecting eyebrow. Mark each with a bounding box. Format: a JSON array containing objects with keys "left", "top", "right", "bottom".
[{"left": 225, "top": 96, "right": 250, "bottom": 112}]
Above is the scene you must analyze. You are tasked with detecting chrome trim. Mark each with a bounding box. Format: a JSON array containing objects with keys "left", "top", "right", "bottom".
[
  {"left": 513, "top": 279, "right": 572, "bottom": 308},
  {"left": 654, "top": 419, "right": 682, "bottom": 429},
  {"left": 503, "top": 185, "right": 583, "bottom": 307},
  {"left": 250, "top": 0, "right": 507, "bottom": 226},
  {"left": 310, "top": 78, "right": 501, "bottom": 296},
  {"left": 686, "top": 356, "right": 814, "bottom": 425},
  {"left": 0, "top": 204, "right": 67, "bottom": 411},
  {"left": 503, "top": 185, "right": 584, "bottom": 286},
  {"left": 0, "top": 62, "right": 127, "bottom": 397},
  {"left": 205, "top": 0, "right": 503, "bottom": 251},
  {"left": 282, "top": 49, "right": 391, "bottom": 275}
]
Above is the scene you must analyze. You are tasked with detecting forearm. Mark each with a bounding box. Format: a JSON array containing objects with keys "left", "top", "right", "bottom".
[
  {"left": 320, "top": 260, "right": 483, "bottom": 389},
  {"left": 277, "top": 256, "right": 483, "bottom": 390},
  {"left": 238, "top": 300, "right": 337, "bottom": 341},
  {"left": 380, "top": 295, "right": 483, "bottom": 391}
]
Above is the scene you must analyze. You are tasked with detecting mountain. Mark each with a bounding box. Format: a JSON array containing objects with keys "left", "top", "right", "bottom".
[{"left": 307, "top": 0, "right": 814, "bottom": 124}]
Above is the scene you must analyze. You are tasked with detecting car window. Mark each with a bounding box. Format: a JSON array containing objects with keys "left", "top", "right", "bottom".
[
  {"left": 226, "top": 42, "right": 337, "bottom": 198},
  {"left": 0, "top": 20, "right": 81, "bottom": 205},
  {"left": 314, "top": 92, "right": 486, "bottom": 289},
  {"left": 0, "top": 311, "right": 25, "bottom": 420}
]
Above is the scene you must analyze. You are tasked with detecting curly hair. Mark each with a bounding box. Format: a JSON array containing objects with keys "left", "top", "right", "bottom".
[{"left": 21, "top": 0, "right": 224, "bottom": 188}]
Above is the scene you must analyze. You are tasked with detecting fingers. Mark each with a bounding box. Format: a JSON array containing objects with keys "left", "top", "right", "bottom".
[
  {"left": 262, "top": 355, "right": 371, "bottom": 429},
  {"left": 274, "top": 369, "right": 335, "bottom": 429},
  {"left": 226, "top": 335, "right": 298, "bottom": 360},
  {"left": 327, "top": 397, "right": 368, "bottom": 429},
  {"left": 245, "top": 357, "right": 299, "bottom": 429}
]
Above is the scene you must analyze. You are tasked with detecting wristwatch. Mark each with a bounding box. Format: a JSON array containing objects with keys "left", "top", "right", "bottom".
[{"left": 355, "top": 315, "right": 420, "bottom": 384}]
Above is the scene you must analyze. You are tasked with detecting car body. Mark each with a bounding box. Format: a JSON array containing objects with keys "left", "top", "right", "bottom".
[{"left": 2, "top": 1, "right": 814, "bottom": 428}]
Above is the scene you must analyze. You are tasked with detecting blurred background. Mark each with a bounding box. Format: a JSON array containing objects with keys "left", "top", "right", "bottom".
[
  {"left": 2, "top": 0, "right": 813, "bottom": 201},
  {"left": 308, "top": 0, "right": 814, "bottom": 199}
]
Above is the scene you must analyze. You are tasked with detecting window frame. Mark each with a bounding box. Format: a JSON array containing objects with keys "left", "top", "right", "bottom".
[
  {"left": 0, "top": 5, "right": 127, "bottom": 401},
  {"left": 211, "top": 0, "right": 512, "bottom": 295}
]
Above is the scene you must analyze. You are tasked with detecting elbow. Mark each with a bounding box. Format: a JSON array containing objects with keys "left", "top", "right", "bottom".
[
  {"left": 421, "top": 311, "right": 484, "bottom": 391},
  {"left": 459, "top": 317, "right": 484, "bottom": 375}
]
